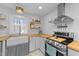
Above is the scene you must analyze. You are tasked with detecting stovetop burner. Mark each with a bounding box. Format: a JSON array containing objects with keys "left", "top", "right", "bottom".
[{"left": 54, "top": 32, "right": 74, "bottom": 45}]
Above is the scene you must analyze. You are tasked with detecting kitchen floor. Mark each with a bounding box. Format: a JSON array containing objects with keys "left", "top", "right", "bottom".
[{"left": 27, "top": 50, "right": 44, "bottom": 56}]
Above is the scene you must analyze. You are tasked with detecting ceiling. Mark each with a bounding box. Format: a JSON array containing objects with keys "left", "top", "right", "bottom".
[{"left": 0, "top": 3, "right": 59, "bottom": 17}]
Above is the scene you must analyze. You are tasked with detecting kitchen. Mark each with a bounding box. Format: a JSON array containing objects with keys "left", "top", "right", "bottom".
[{"left": 0, "top": 3, "right": 79, "bottom": 56}]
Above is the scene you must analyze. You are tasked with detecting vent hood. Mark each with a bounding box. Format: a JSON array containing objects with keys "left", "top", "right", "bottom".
[{"left": 53, "top": 3, "right": 74, "bottom": 24}]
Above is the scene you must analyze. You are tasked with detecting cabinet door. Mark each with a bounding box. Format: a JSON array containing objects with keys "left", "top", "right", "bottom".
[
  {"left": 6, "top": 43, "right": 29, "bottom": 56},
  {"left": 30, "top": 37, "right": 41, "bottom": 52},
  {"left": 16, "top": 43, "right": 29, "bottom": 56},
  {"left": 0, "top": 42, "right": 2, "bottom": 56},
  {"left": 68, "top": 48, "right": 79, "bottom": 56},
  {"left": 36, "top": 37, "right": 40, "bottom": 49},
  {"left": 39, "top": 38, "right": 46, "bottom": 54},
  {"left": 29, "top": 37, "right": 36, "bottom": 52},
  {"left": 6, "top": 45, "right": 16, "bottom": 56}
]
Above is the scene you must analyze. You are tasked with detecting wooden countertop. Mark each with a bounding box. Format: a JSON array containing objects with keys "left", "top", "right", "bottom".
[
  {"left": 0, "top": 34, "right": 79, "bottom": 52},
  {"left": 31, "top": 34, "right": 52, "bottom": 38},
  {"left": 48, "top": 37, "right": 65, "bottom": 42},
  {"left": 40, "top": 34, "right": 52, "bottom": 38},
  {"left": 31, "top": 34, "right": 65, "bottom": 42},
  {"left": 0, "top": 35, "right": 10, "bottom": 41},
  {"left": 0, "top": 34, "right": 29, "bottom": 41},
  {"left": 31, "top": 34, "right": 79, "bottom": 52},
  {"left": 31, "top": 34, "right": 40, "bottom": 37},
  {"left": 68, "top": 40, "right": 79, "bottom": 52}
]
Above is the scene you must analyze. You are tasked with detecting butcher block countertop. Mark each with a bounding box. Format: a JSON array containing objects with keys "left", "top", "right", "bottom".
[
  {"left": 31, "top": 34, "right": 79, "bottom": 52},
  {"left": 31, "top": 34, "right": 65, "bottom": 42},
  {"left": 0, "top": 34, "right": 79, "bottom": 52},
  {"left": 68, "top": 40, "right": 79, "bottom": 52},
  {"left": 40, "top": 34, "right": 52, "bottom": 38},
  {"left": 0, "top": 34, "right": 29, "bottom": 41},
  {"left": 48, "top": 37, "right": 65, "bottom": 42},
  {"left": 31, "top": 34, "right": 52, "bottom": 38},
  {"left": 31, "top": 34, "right": 40, "bottom": 37},
  {"left": 0, "top": 35, "right": 10, "bottom": 41}
]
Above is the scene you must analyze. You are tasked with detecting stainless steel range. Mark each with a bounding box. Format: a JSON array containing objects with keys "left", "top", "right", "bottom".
[
  {"left": 45, "top": 32, "right": 73, "bottom": 56},
  {"left": 45, "top": 39, "right": 67, "bottom": 56}
]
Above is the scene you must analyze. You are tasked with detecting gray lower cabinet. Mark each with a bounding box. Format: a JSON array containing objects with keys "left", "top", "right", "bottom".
[
  {"left": 29, "top": 37, "right": 40, "bottom": 52},
  {"left": 16, "top": 43, "right": 29, "bottom": 56},
  {"left": 6, "top": 43, "right": 29, "bottom": 56},
  {"left": 0, "top": 42, "right": 2, "bottom": 56},
  {"left": 29, "top": 37, "right": 36, "bottom": 52},
  {"left": 6, "top": 45, "right": 16, "bottom": 56},
  {"left": 68, "top": 48, "right": 79, "bottom": 56},
  {"left": 39, "top": 38, "right": 46, "bottom": 54}
]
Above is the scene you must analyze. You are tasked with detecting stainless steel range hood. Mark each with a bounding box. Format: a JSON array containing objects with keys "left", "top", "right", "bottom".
[
  {"left": 53, "top": 3, "right": 74, "bottom": 24},
  {"left": 53, "top": 15, "right": 74, "bottom": 24}
]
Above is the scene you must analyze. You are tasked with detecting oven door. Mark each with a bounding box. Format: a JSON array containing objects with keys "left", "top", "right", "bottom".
[{"left": 45, "top": 43, "right": 56, "bottom": 56}]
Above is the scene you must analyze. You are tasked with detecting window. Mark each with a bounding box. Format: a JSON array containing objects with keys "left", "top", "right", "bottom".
[{"left": 14, "top": 17, "right": 27, "bottom": 35}]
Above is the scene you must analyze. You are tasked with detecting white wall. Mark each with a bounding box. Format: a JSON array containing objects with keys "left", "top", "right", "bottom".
[
  {"left": 0, "top": 7, "right": 39, "bottom": 35},
  {"left": 65, "top": 3, "right": 79, "bottom": 40},
  {"left": 41, "top": 3, "right": 79, "bottom": 40},
  {"left": 41, "top": 7, "right": 57, "bottom": 34},
  {"left": 0, "top": 7, "right": 40, "bottom": 47},
  {"left": 0, "top": 7, "right": 40, "bottom": 35},
  {"left": 8, "top": 14, "right": 40, "bottom": 35},
  {"left": 1, "top": 3, "right": 79, "bottom": 40},
  {"left": 0, "top": 19, "right": 9, "bottom": 35},
  {"left": 0, "top": 14, "right": 40, "bottom": 35},
  {"left": 0, "top": 9, "right": 9, "bottom": 35}
]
